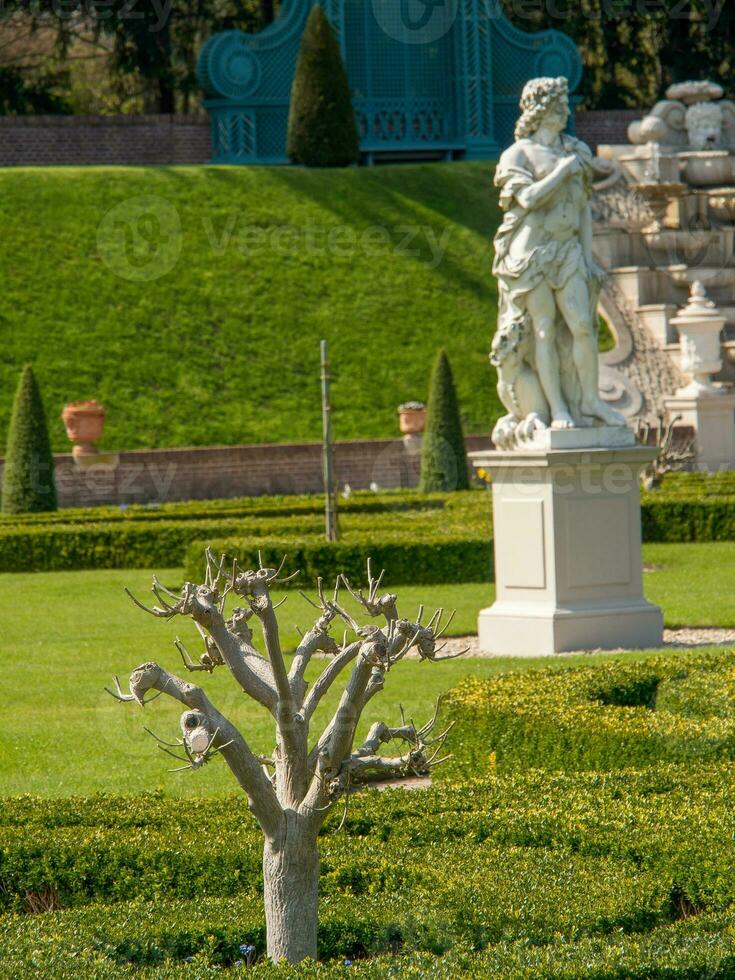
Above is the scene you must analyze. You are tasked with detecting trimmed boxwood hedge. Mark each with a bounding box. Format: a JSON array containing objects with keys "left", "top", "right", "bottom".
[
  {"left": 3, "top": 765, "right": 735, "bottom": 973},
  {"left": 2, "top": 914, "right": 735, "bottom": 977},
  {"left": 2, "top": 476, "right": 735, "bottom": 571},
  {"left": 0, "top": 489, "right": 446, "bottom": 526},
  {"left": 440, "top": 651, "right": 735, "bottom": 777},
  {"left": 0, "top": 491, "right": 490, "bottom": 573},
  {"left": 182, "top": 534, "right": 492, "bottom": 587}
]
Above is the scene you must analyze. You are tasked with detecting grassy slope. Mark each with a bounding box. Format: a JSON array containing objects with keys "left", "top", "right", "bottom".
[
  {"left": 0, "top": 163, "right": 500, "bottom": 452},
  {"left": 5, "top": 542, "right": 735, "bottom": 796}
]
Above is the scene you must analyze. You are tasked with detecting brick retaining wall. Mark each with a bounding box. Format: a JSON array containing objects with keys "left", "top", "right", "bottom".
[
  {"left": 0, "top": 114, "right": 211, "bottom": 167},
  {"left": 19, "top": 435, "right": 493, "bottom": 509},
  {"left": 575, "top": 109, "right": 641, "bottom": 151},
  {"left": 0, "top": 109, "right": 638, "bottom": 168}
]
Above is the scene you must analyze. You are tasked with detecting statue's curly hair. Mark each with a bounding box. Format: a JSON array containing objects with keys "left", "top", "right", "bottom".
[{"left": 514, "top": 76, "right": 569, "bottom": 141}]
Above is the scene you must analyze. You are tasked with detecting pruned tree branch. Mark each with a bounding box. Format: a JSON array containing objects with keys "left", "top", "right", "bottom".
[
  {"left": 341, "top": 558, "right": 398, "bottom": 623},
  {"left": 232, "top": 556, "right": 309, "bottom": 804},
  {"left": 301, "top": 638, "right": 362, "bottom": 723},
  {"left": 125, "top": 561, "right": 279, "bottom": 713},
  {"left": 289, "top": 577, "right": 343, "bottom": 704},
  {"left": 106, "top": 661, "right": 281, "bottom": 838}
]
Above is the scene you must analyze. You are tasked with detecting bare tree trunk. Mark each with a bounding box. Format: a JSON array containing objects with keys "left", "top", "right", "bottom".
[{"left": 263, "top": 814, "right": 319, "bottom": 964}]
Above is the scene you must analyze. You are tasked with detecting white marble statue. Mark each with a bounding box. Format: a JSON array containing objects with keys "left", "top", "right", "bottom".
[{"left": 491, "top": 76, "right": 625, "bottom": 449}]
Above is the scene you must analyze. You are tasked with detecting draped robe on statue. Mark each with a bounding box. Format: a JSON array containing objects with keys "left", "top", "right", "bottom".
[{"left": 492, "top": 133, "right": 599, "bottom": 427}]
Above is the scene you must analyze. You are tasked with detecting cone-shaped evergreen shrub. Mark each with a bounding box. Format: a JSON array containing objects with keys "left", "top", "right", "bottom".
[
  {"left": 2, "top": 365, "right": 57, "bottom": 513},
  {"left": 287, "top": 4, "right": 359, "bottom": 167},
  {"left": 419, "top": 350, "right": 469, "bottom": 493}
]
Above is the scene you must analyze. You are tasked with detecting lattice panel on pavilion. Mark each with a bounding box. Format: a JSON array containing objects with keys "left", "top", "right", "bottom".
[{"left": 197, "top": 0, "right": 582, "bottom": 164}]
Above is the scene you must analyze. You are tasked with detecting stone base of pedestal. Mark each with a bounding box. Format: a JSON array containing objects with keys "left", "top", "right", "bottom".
[
  {"left": 478, "top": 598, "right": 663, "bottom": 656},
  {"left": 664, "top": 388, "right": 735, "bottom": 472},
  {"left": 470, "top": 444, "right": 663, "bottom": 657}
]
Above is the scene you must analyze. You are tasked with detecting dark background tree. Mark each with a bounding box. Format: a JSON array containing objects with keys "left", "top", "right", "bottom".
[
  {"left": 501, "top": 0, "right": 733, "bottom": 109},
  {"left": 0, "top": 1, "right": 266, "bottom": 114},
  {"left": 0, "top": 1, "right": 731, "bottom": 115}
]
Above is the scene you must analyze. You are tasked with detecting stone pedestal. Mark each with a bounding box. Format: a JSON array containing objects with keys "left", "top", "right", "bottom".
[
  {"left": 664, "top": 389, "right": 735, "bottom": 471},
  {"left": 470, "top": 444, "right": 663, "bottom": 656}
]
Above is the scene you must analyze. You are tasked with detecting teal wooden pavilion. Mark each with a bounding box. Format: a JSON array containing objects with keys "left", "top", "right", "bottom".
[{"left": 197, "top": 0, "right": 582, "bottom": 165}]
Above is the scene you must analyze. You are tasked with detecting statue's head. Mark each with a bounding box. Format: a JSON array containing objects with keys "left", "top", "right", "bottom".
[
  {"left": 686, "top": 100, "right": 723, "bottom": 149},
  {"left": 515, "top": 76, "right": 569, "bottom": 141}
]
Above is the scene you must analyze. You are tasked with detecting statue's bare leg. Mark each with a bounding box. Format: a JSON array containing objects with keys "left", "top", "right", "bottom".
[
  {"left": 526, "top": 282, "right": 574, "bottom": 428},
  {"left": 556, "top": 276, "right": 625, "bottom": 426}
]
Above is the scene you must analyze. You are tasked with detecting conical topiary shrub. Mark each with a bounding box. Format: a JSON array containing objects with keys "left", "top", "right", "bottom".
[
  {"left": 287, "top": 4, "right": 359, "bottom": 167},
  {"left": 419, "top": 350, "right": 469, "bottom": 493},
  {"left": 2, "top": 365, "right": 57, "bottom": 513}
]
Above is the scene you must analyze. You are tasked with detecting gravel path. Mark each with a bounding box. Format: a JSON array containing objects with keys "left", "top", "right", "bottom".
[{"left": 429, "top": 628, "right": 735, "bottom": 658}]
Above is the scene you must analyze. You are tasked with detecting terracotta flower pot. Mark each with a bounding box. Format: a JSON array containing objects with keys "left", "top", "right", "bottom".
[
  {"left": 398, "top": 402, "right": 426, "bottom": 435},
  {"left": 62, "top": 400, "right": 106, "bottom": 458}
]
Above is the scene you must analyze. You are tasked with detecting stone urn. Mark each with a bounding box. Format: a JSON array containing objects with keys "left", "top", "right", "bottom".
[
  {"left": 398, "top": 401, "right": 426, "bottom": 435},
  {"left": 62, "top": 400, "right": 106, "bottom": 458},
  {"left": 398, "top": 401, "right": 426, "bottom": 457},
  {"left": 671, "top": 282, "right": 725, "bottom": 395},
  {"left": 680, "top": 150, "right": 733, "bottom": 187}
]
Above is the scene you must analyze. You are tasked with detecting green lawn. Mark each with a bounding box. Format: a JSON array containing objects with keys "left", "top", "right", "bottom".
[
  {"left": 0, "top": 163, "right": 501, "bottom": 452},
  {"left": 4, "top": 541, "right": 734, "bottom": 797}
]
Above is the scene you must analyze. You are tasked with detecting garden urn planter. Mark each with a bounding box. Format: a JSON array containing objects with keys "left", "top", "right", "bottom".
[
  {"left": 398, "top": 402, "right": 426, "bottom": 435},
  {"left": 62, "top": 400, "right": 106, "bottom": 458}
]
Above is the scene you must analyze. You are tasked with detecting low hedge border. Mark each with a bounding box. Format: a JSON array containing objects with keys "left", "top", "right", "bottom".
[
  {"left": 0, "top": 489, "right": 448, "bottom": 526},
  {"left": 3, "top": 478, "right": 735, "bottom": 572},
  {"left": 182, "top": 534, "right": 493, "bottom": 587},
  {"left": 0, "top": 491, "right": 492, "bottom": 573},
  {"left": 6, "top": 893, "right": 727, "bottom": 976},
  {"left": 440, "top": 651, "right": 735, "bottom": 777}
]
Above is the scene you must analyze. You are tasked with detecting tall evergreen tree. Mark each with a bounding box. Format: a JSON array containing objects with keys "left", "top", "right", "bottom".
[
  {"left": 419, "top": 350, "right": 469, "bottom": 493},
  {"left": 2, "top": 365, "right": 57, "bottom": 514},
  {"left": 287, "top": 4, "right": 359, "bottom": 167}
]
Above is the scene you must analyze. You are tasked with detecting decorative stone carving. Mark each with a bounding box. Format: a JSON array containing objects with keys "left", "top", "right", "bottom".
[
  {"left": 627, "top": 80, "right": 735, "bottom": 152},
  {"left": 591, "top": 78, "right": 735, "bottom": 437},
  {"left": 666, "top": 80, "right": 724, "bottom": 105},
  {"left": 661, "top": 282, "right": 735, "bottom": 473},
  {"left": 491, "top": 76, "right": 627, "bottom": 451}
]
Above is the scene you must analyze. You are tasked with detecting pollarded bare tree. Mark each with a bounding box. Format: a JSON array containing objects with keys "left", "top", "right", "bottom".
[{"left": 107, "top": 551, "right": 460, "bottom": 965}]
